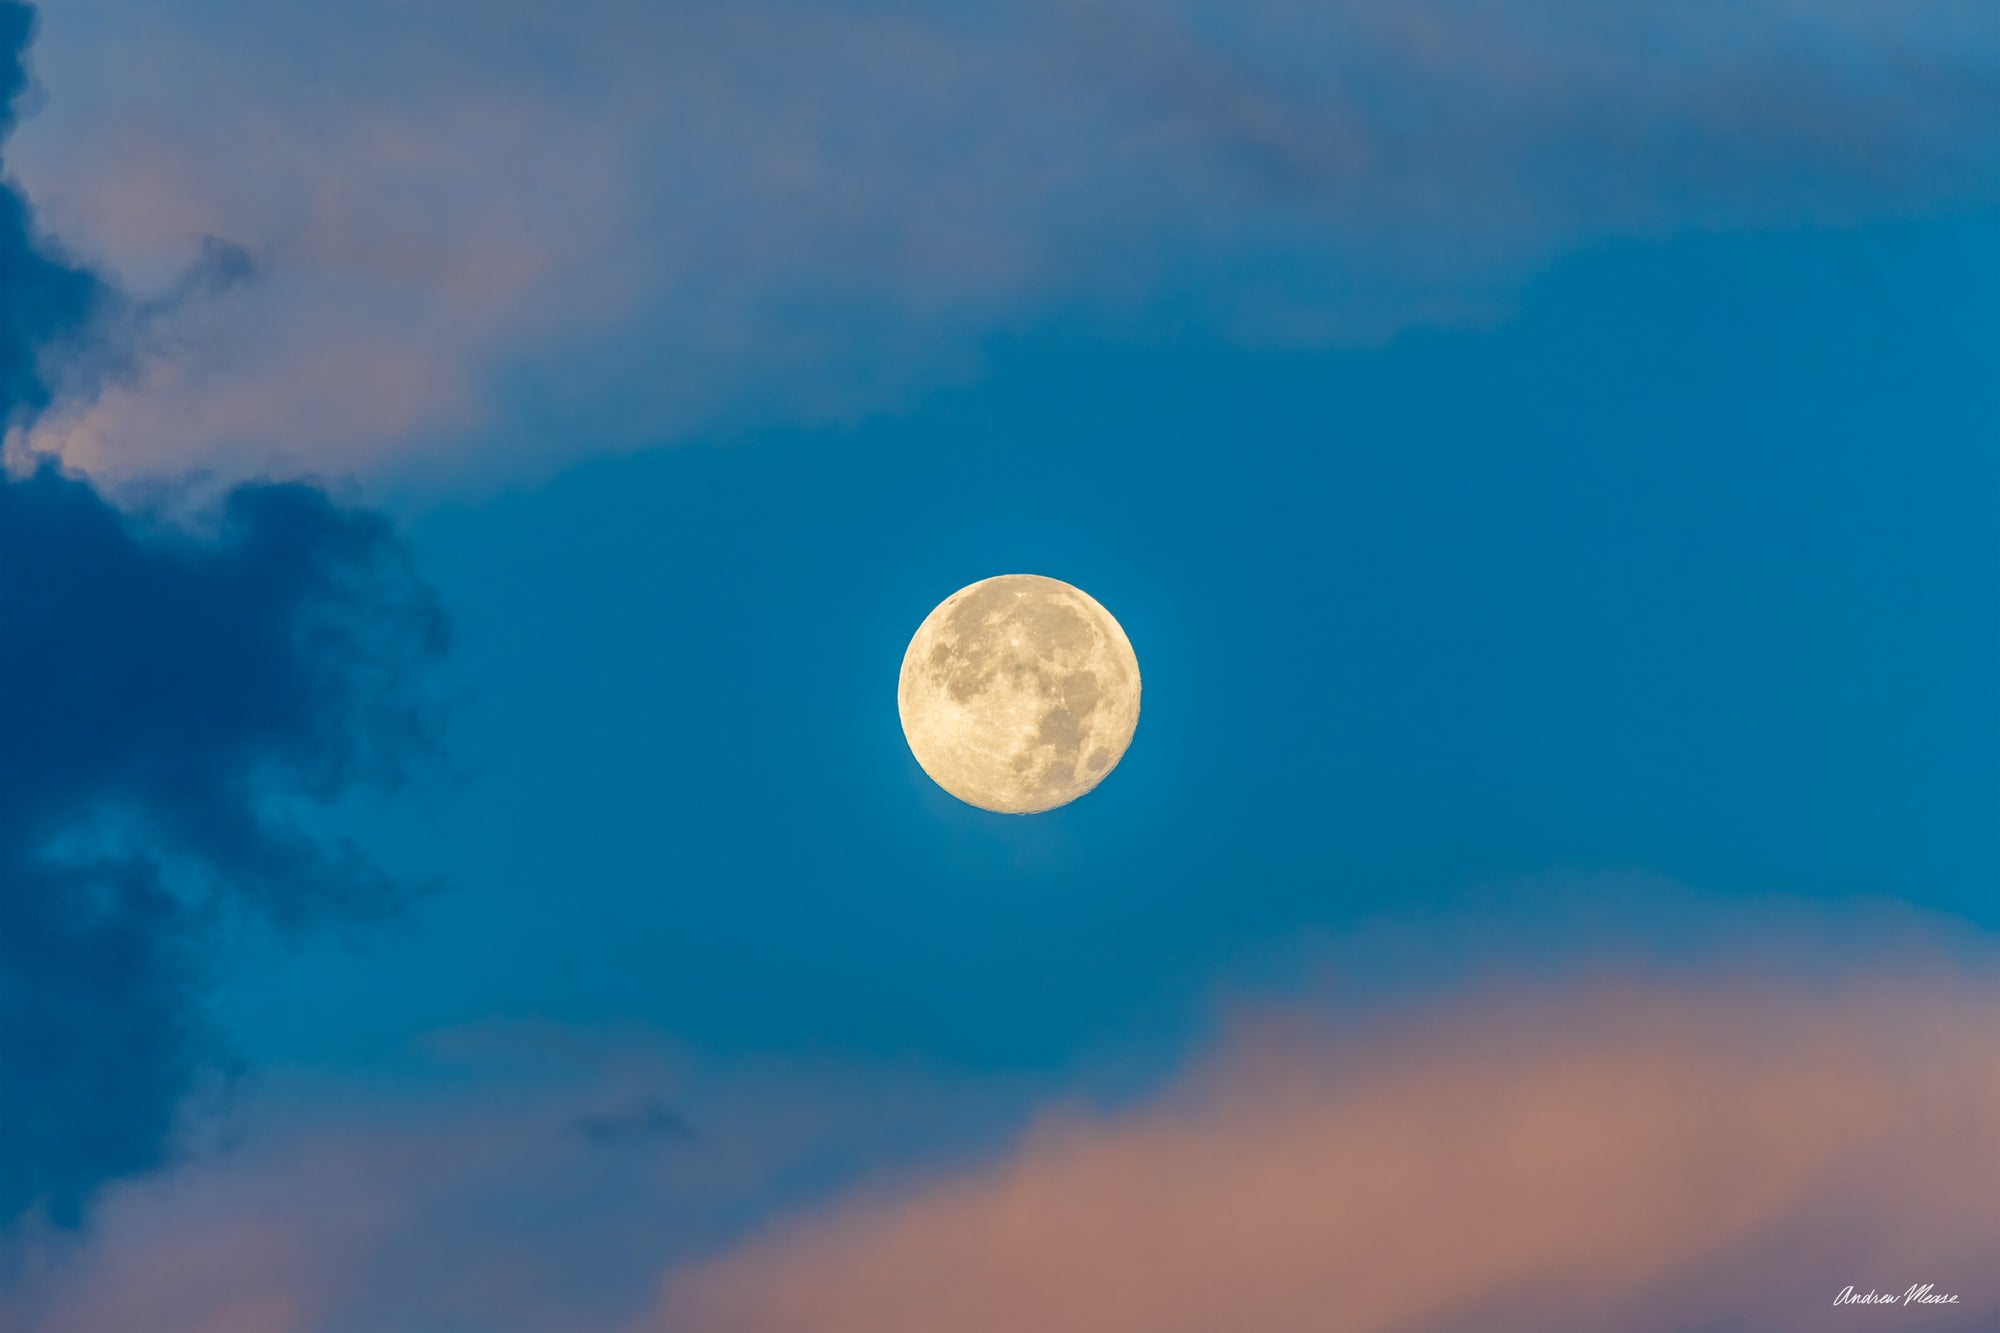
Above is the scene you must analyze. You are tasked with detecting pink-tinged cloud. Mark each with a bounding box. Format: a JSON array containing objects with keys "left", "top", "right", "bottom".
[
  {"left": 13, "top": 1024, "right": 1037, "bottom": 1333},
  {"left": 16, "top": 905, "right": 2000, "bottom": 1333},
  {"left": 8, "top": 0, "right": 1998, "bottom": 486},
  {"left": 649, "top": 973, "right": 2000, "bottom": 1333}
]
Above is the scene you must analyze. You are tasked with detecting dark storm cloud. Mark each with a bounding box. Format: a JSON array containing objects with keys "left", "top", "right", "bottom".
[{"left": 0, "top": 1, "right": 446, "bottom": 1229}]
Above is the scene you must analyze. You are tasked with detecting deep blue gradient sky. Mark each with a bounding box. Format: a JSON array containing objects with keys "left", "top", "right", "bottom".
[{"left": 216, "top": 209, "right": 1999, "bottom": 1076}]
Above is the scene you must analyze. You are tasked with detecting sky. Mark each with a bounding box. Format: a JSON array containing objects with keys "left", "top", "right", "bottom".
[{"left": 1, "top": 2, "right": 1997, "bottom": 1330}]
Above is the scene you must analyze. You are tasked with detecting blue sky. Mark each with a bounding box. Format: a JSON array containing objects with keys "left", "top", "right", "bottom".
[
  {"left": 4, "top": 2, "right": 2000, "bottom": 1329},
  {"left": 211, "top": 209, "right": 2000, "bottom": 1077}
]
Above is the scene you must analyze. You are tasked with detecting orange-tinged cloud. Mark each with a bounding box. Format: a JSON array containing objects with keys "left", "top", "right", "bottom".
[{"left": 651, "top": 975, "right": 2000, "bottom": 1333}]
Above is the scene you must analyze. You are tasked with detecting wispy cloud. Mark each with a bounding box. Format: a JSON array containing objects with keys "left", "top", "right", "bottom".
[
  {"left": 11, "top": 1026, "right": 1030, "bottom": 1333},
  {"left": 567, "top": 1096, "right": 696, "bottom": 1152},
  {"left": 12, "top": 894, "right": 2000, "bottom": 1332},
  {"left": 10, "top": 0, "right": 1998, "bottom": 485},
  {"left": 652, "top": 965, "right": 2000, "bottom": 1332}
]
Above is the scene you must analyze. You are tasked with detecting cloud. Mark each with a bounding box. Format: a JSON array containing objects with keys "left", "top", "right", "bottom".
[
  {"left": 0, "top": 1, "right": 449, "bottom": 1231},
  {"left": 652, "top": 965, "right": 2000, "bottom": 1332},
  {"left": 9, "top": 1026, "right": 1030, "bottom": 1333},
  {"left": 0, "top": 464, "right": 450, "bottom": 1232},
  {"left": 0, "top": 1, "right": 97, "bottom": 420},
  {"left": 10, "top": 896, "right": 2000, "bottom": 1332},
  {"left": 568, "top": 1097, "right": 697, "bottom": 1152},
  {"left": 7, "top": 0, "right": 1998, "bottom": 485}
]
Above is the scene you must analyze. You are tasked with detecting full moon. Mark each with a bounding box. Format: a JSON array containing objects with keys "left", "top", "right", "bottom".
[{"left": 898, "top": 574, "right": 1141, "bottom": 814}]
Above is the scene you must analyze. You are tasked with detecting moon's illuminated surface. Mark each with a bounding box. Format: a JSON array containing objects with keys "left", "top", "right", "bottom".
[{"left": 899, "top": 574, "right": 1141, "bottom": 814}]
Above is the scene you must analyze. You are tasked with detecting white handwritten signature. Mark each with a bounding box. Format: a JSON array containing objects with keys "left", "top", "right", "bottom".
[{"left": 1835, "top": 1285, "right": 1961, "bottom": 1307}]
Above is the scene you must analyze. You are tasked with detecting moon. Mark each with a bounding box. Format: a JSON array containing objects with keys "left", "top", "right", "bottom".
[{"left": 898, "top": 574, "right": 1141, "bottom": 814}]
